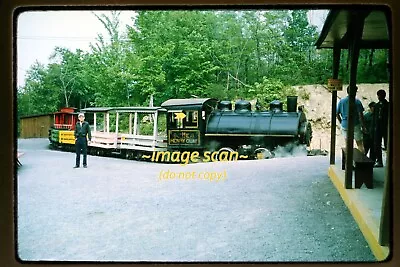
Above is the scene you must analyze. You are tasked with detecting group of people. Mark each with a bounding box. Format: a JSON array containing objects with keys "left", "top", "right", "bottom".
[{"left": 336, "top": 87, "right": 389, "bottom": 168}]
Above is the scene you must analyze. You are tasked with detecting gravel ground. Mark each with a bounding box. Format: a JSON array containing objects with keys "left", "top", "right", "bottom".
[{"left": 16, "top": 138, "right": 375, "bottom": 262}]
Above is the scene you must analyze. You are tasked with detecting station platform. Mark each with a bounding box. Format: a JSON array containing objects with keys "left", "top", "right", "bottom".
[{"left": 328, "top": 158, "right": 390, "bottom": 261}]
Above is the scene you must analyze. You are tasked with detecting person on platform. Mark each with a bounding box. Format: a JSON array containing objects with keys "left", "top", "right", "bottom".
[
  {"left": 336, "top": 86, "right": 367, "bottom": 154},
  {"left": 363, "top": 102, "right": 375, "bottom": 158},
  {"left": 372, "top": 89, "right": 389, "bottom": 168},
  {"left": 74, "top": 113, "right": 91, "bottom": 168}
]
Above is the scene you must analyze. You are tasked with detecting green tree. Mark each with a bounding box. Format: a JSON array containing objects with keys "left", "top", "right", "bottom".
[
  {"left": 246, "top": 77, "right": 296, "bottom": 108},
  {"left": 88, "top": 11, "right": 139, "bottom": 107},
  {"left": 20, "top": 61, "right": 61, "bottom": 114},
  {"left": 129, "top": 11, "right": 220, "bottom": 104}
]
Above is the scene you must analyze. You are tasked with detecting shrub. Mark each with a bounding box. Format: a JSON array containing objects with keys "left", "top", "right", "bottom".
[
  {"left": 246, "top": 77, "right": 297, "bottom": 109},
  {"left": 203, "top": 83, "right": 228, "bottom": 100},
  {"left": 298, "top": 87, "right": 310, "bottom": 100}
]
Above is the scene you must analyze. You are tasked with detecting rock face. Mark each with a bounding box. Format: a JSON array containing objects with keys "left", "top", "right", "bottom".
[{"left": 294, "top": 83, "right": 389, "bottom": 153}]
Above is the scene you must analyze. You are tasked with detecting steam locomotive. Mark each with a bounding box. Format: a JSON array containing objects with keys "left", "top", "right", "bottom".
[
  {"left": 161, "top": 96, "right": 312, "bottom": 159},
  {"left": 48, "top": 96, "right": 312, "bottom": 160}
]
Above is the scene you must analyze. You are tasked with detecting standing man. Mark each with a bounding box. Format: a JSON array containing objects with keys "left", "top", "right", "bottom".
[
  {"left": 74, "top": 113, "right": 91, "bottom": 168},
  {"left": 336, "top": 86, "right": 367, "bottom": 154},
  {"left": 372, "top": 89, "right": 389, "bottom": 167},
  {"left": 363, "top": 102, "right": 375, "bottom": 157}
]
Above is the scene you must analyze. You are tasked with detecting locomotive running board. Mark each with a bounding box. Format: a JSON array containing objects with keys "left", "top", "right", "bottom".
[{"left": 205, "top": 133, "right": 295, "bottom": 137}]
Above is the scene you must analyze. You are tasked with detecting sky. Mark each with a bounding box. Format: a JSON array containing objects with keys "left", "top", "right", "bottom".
[
  {"left": 16, "top": 9, "right": 328, "bottom": 88},
  {"left": 16, "top": 10, "right": 137, "bottom": 88}
]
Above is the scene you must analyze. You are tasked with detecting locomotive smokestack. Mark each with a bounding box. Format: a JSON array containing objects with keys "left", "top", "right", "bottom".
[{"left": 287, "top": 96, "right": 298, "bottom": 113}]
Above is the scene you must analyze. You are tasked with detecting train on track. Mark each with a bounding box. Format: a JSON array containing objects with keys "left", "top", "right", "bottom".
[{"left": 48, "top": 96, "right": 312, "bottom": 162}]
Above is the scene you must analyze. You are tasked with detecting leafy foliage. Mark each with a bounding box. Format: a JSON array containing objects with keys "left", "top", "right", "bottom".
[
  {"left": 246, "top": 77, "right": 297, "bottom": 109},
  {"left": 18, "top": 9, "right": 389, "bottom": 134}
]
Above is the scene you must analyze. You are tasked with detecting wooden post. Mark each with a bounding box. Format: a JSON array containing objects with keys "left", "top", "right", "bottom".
[
  {"left": 115, "top": 112, "right": 119, "bottom": 146},
  {"left": 103, "top": 113, "right": 106, "bottom": 132},
  {"left": 94, "top": 113, "right": 97, "bottom": 132},
  {"left": 133, "top": 112, "right": 138, "bottom": 136},
  {"left": 116, "top": 112, "right": 119, "bottom": 134},
  {"left": 106, "top": 112, "right": 110, "bottom": 133},
  {"left": 379, "top": 23, "right": 392, "bottom": 246},
  {"left": 379, "top": 109, "right": 390, "bottom": 246},
  {"left": 129, "top": 113, "right": 132, "bottom": 135},
  {"left": 345, "top": 13, "right": 364, "bottom": 189},
  {"left": 153, "top": 111, "right": 158, "bottom": 148},
  {"left": 330, "top": 46, "right": 341, "bottom": 165}
]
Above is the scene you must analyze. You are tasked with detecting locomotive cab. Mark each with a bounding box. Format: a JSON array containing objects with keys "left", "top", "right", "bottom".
[{"left": 161, "top": 98, "right": 218, "bottom": 150}]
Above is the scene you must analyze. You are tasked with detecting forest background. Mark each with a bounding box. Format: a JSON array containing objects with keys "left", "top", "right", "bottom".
[{"left": 17, "top": 10, "right": 389, "bottom": 138}]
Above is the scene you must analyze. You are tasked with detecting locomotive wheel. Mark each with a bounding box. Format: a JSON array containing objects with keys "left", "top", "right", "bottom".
[
  {"left": 127, "top": 151, "right": 136, "bottom": 160},
  {"left": 218, "top": 147, "right": 235, "bottom": 153},
  {"left": 217, "top": 147, "right": 236, "bottom": 161},
  {"left": 254, "top": 147, "right": 274, "bottom": 159},
  {"left": 135, "top": 152, "right": 143, "bottom": 161}
]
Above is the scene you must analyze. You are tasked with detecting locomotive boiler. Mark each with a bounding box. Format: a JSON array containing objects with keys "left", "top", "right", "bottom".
[{"left": 204, "top": 96, "right": 312, "bottom": 158}]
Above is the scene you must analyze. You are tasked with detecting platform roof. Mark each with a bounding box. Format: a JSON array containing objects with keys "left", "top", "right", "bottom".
[{"left": 315, "top": 9, "right": 390, "bottom": 49}]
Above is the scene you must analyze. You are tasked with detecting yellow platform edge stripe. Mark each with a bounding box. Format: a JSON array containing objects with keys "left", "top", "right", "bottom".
[{"left": 328, "top": 165, "right": 390, "bottom": 261}]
